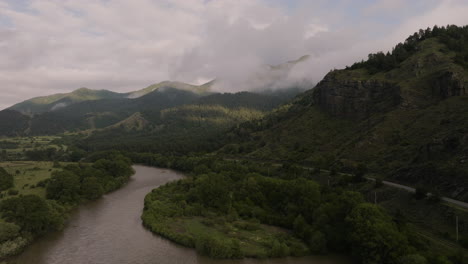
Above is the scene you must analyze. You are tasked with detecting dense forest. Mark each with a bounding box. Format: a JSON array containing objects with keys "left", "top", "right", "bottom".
[
  {"left": 350, "top": 25, "right": 468, "bottom": 73},
  {"left": 121, "top": 152, "right": 466, "bottom": 263}
]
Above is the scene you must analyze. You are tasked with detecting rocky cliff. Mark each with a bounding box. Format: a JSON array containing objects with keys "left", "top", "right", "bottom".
[{"left": 311, "top": 72, "right": 401, "bottom": 119}]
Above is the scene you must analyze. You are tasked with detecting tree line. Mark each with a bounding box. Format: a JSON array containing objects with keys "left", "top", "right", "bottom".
[{"left": 349, "top": 25, "right": 468, "bottom": 73}]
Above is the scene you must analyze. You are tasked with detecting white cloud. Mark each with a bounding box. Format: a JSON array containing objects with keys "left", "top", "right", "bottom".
[{"left": 0, "top": 0, "right": 467, "bottom": 109}]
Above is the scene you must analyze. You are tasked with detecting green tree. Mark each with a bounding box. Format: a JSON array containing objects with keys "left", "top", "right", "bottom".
[
  {"left": 0, "top": 222, "right": 20, "bottom": 242},
  {"left": 195, "top": 173, "right": 232, "bottom": 212},
  {"left": 399, "top": 254, "right": 427, "bottom": 264},
  {"left": 0, "top": 195, "right": 64, "bottom": 235},
  {"left": 346, "top": 203, "right": 409, "bottom": 264},
  {"left": 81, "top": 177, "right": 104, "bottom": 200},
  {"left": 293, "top": 215, "right": 308, "bottom": 238},
  {"left": 0, "top": 167, "right": 14, "bottom": 191},
  {"left": 93, "top": 155, "right": 133, "bottom": 178},
  {"left": 270, "top": 240, "right": 290, "bottom": 257},
  {"left": 308, "top": 230, "right": 327, "bottom": 254},
  {"left": 46, "top": 171, "right": 81, "bottom": 204}
]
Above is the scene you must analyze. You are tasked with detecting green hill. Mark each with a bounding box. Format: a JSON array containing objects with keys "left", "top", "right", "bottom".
[
  {"left": 0, "top": 110, "right": 30, "bottom": 136},
  {"left": 220, "top": 25, "right": 468, "bottom": 201},
  {"left": 8, "top": 80, "right": 214, "bottom": 115},
  {"left": 126, "top": 80, "right": 213, "bottom": 99},
  {"left": 76, "top": 91, "right": 287, "bottom": 154},
  {"left": 8, "top": 88, "right": 125, "bottom": 115}
]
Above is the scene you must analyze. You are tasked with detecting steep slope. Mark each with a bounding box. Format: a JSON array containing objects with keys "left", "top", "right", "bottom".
[{"left": 221, "top": 25, "right": 468, "bottom": 201}]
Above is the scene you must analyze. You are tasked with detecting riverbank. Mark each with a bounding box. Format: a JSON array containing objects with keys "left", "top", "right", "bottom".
[
  {"left": 0, "top": 155, "right": 134, "bottom": 261},
  {"left": 136, "top": 153, "right": 468, "bottom": 263},
  {"left": 9, "top": 166, "right": 346, "bottom": 264},
  {"left": 142, "top": 181, "right": 310, "bottom": 258}
]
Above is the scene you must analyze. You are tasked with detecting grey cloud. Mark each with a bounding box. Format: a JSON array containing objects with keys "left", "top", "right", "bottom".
[{"left": 0, "top": 0, "right": 468, "bottom": 110}]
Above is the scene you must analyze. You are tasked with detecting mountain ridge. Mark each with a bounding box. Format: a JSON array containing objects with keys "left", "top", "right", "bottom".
[{"left": 220, "top": 25, "right": 468, "bottom": 201}]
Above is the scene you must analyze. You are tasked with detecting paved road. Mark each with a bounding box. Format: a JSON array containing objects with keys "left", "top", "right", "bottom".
[{"left": 367, "top": 178, "right": 468, "bottom": 210}]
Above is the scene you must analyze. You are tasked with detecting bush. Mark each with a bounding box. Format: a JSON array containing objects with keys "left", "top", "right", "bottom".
[
  {"left": 414, "top": 187, "right": 428, "bottom": 200},
  {"left": 399, "top": 254, "right": 428, "bottom": 264},
  {"left": 0, "top": 222, "right": 20, "bottom": 243},
  {"left": 0, "top": 168, "right": 14, "bottom": 191},
  {"left": 308, "top": 230, "right": 327, "bottom": 254},
  {"left": 270, "top": 240, "right": 290, "bottom": 257},
  {"left": 0, "top": 236, "right": 31, "bottom": 259},
  {"left": 7, "top": 189, "right": 18, "bottom": 196},
  {"left": 195, "top": 235, "right": 242, "bottom": 258}
]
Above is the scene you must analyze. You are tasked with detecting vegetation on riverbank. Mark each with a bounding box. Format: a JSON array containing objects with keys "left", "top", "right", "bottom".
[
  {"left": 135, "top": 152, "right": 467, "bottom": 263},
  {"left": 129, "top": 154, "right": 467, "bottom": 263},
  {"left": 0, "top": 153, "right": 134, "bottom": 260}
]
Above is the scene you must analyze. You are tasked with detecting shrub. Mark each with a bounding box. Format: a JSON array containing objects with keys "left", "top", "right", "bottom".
[
  {"left": 0, "top": 236, "right": 31, "bottom": 259},
  {"left": 0, "top": 222, "right": 20, "bottom": 243},
  {"left": 270, "top": 240, "right": 290, "bottom": 257},
  {"left": 0, "top": 168, "right": 14, "bottom": 191},
  {"left": 308, "top": 230, "right": 327, "bottom": 254},
  {"left": 399, "top": 254, "right": 428, "bottom": 264},
  {"left": 414, "top": 187, "right": 428, "bottom": 200},
  {"left": 195, "top": 235, "right": 241, "bottom": 258},
  {"left": 7, "top": 189, "right": 18, "bottom": 196}
]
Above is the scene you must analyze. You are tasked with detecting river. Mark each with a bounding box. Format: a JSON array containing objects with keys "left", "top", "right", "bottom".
[{"left": 13, "top": 165, "right": 349, "bottom": 264}]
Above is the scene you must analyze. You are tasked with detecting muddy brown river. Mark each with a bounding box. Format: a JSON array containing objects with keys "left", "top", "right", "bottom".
[{"left": 13, "top": 165, "right": 349, "bottom": 264}]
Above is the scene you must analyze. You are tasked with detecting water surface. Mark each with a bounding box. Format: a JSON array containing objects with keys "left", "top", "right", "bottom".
[{"left": 14, "top": 165, "right": 348, "bottom": 264}]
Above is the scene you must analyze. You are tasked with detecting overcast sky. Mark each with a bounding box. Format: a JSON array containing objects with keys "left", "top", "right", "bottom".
[{"left": 1, "top": 0, "right": 468, "bottom": 109}]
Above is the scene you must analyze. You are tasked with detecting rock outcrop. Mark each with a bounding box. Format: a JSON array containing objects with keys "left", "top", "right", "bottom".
[
  {"left": 312, "top": 72, "right": 401, "bottom": 119},
  {"left": 432, "top": 71, "right": 466, "bottom": 98}
]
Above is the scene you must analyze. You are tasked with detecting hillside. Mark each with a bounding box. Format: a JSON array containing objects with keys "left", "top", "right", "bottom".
[
  {"left": 127, "top": 81, "right": 213, "bottom": 99},
  {"left": 7, "top": 81, "right": 213, "bottom": 115},
  {"left": 76, "top": 91, "right": 286, "bottom": 154},
  {"left": 220, "top": 25, "right": 468, "bottom": 201},
  {"left": 0, "top": 110, "right": 30, "bottom": 136},
  {"left": 8, "top": 88, "right": 125, "bottom": 115}
]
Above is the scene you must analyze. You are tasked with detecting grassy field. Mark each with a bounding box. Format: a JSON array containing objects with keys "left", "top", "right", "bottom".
[
  {"left": 0, "top": 136, "right": 65, "bottom": 160},
  {"left": 166, "top": 216, "right": 307, "bottom": 258},
  {"left": 0, "top": 161, "right": 66, "bottom": 200}
]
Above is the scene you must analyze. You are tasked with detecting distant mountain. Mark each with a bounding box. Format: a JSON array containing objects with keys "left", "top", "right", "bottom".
[
  {"left": 8, "top": 81, "right": 214, "bottom": 115},
  {"left": 6, "top": 53, "right": 309, "bottom": 116},
  {"left": 77, "top": 91, "right": 288, "bottom": 154},
  {"left": 27, "top": 87, "right": 203, "bottom": 135},
  {"left": 127, "top": 81, "right": 213, "bottom": 99},
  {"left": 8, "top": 88, "right": 125, "bottom": 115},
  {"left": 220, "top": 25, "right": 468, "bottom": 201}
]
